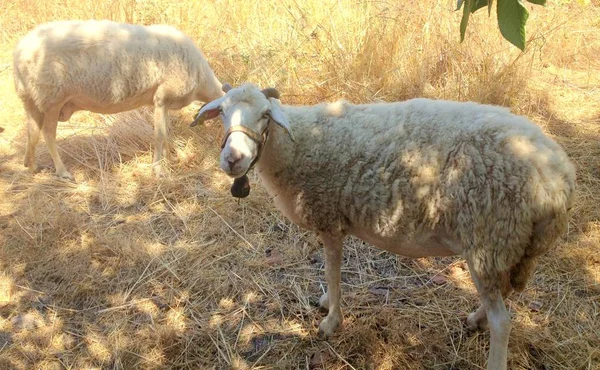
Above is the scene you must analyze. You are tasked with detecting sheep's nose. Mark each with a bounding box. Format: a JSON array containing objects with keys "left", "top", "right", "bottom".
[
  {"left": 227, "top": 159, "right": 238, "bottom": 170},
  {"left": 226, "top": 149, "right": 243, "bottom": 170}
]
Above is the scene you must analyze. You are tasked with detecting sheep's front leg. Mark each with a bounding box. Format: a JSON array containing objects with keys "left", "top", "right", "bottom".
[
  {"left": 485, "top": 293, "right": 511, "bottom": 370},
  {"left": 318, "top": 233, "right": 344, "bottom": 337},
  {"left": 467, "top": 260, "right": 511, "bottom": 370},
  {"left": 153, "top": 104, "right": 169, "bottom": 176}
]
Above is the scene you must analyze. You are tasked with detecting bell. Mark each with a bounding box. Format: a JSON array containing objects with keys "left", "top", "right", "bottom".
[{"left": 231, "top": 175, "right": 251, "bottom": 198}]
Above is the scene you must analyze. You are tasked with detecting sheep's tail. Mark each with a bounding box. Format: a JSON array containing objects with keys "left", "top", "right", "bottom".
[{"left": 510, "top": 205, "right": 572, "bottom": 292}]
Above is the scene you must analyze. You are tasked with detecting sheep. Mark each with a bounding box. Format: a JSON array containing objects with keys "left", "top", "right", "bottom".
[
  {"left": 192, "top": 83, "right": 576, "bottom": 370},
  {"left": 13, "top": 20, "right": 226, "bottom": 179}
]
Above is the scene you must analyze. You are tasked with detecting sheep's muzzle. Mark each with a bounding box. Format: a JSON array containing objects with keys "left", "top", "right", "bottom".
[{"left": 221, "top": 124, "right": 270, "bottom": 198}]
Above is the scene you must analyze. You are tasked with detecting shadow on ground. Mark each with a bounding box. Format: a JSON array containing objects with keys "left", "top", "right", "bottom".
[{"left": 0, "top": 101, "right": 598, "bottom": 369}]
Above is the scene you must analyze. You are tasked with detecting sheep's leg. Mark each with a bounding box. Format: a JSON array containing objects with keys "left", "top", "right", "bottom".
[
  {"left": 24, "top": 107, "right": 43, "bottom": 172},
  {"left": 318, "top": 233, "right": 344, "bottom": 337},
  {"left": 483, "top": 292, "right": 511, "bottom": 370},
  {"left": 467, "top": 272, "right": 512, "bottom": 331},
  {"left": 41, "top": 111, "right": 73, "bottom": 180},
  {"left": 467, "top": 304, "right": 488, "bottom": 330},
  {"left": 467, "top": 260, "right": 511, "bottom": 370},
  {"left": 152, "top": 104, "right": 170, "bottom": 176}
]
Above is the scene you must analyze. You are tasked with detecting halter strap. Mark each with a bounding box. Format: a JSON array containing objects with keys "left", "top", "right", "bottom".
[
  {"left": 220, "top": 125, "right": 265, "bottom": 149},
  {"left": 221, "top": 123, "right": 270, "bottom": 176}
]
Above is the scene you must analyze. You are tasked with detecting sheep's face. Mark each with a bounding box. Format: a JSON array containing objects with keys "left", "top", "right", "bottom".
[
  {"left": 219, "top": 90, "right": 271, "bottom": 177},
  {"left": 192, "top": 83, "right": 294, "bottom": 179}
]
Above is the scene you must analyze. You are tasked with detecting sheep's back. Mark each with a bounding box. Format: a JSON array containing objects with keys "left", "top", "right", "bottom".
[
  {"left": 13, "top": 20, "right": 206, "bottom": 111},
  {"left": 281, "top": 99, "right": 575, "bottom": 248}
]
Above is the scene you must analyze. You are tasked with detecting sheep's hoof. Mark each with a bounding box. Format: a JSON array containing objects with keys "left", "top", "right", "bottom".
[
  {"left": 57, "top": 170, "right": 74, "bottom": 181},
  {"left": 152, "top": 164, "right": 167, "bottom": 178},
  {"left": 24, "top": 161, "right": 38, "bottom": 173},
  {"left": 466, "top": 312, "right": 488, "bottom": 331},
  {"left": 318, "top": 293, "right": 329, "bottom": 312},
  {"left": 318, "top": 314, "right": 341, "bottom": 338},
  {"left": 55, "top": 165, "right": 74, "bottom": 180},
  {"left": 24, "top": 154, "right": 36, "bottom": 171}
]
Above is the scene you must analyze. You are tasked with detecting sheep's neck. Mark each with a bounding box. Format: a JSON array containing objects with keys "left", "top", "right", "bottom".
[
  {"left": 255, "top": 124, "right": 308, "bottom": 228},
  {"left": 256, "top": 124, "right": 294, "bottom": 187}
]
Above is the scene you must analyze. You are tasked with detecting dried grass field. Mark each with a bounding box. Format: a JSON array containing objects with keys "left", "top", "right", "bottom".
[{"left": 0, "top": 0, "right": 599, "bottom": 369}]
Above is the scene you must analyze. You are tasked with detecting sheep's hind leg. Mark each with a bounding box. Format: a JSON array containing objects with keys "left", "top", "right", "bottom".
[
  {"left": 467, "top": 304, "right": 489, "bottom": 330},
  {"left": 318, "top": 291, "right": 330, "bottom": 311},
  {"left": 41, "top": 110, "right": 73, "bottom": 180},
  {"left": 467, "top": 260, "right": 511, "bottom": 370},
  {"left": 24, "top": 107, "right": 43, "bottom": 173},
  {"left": 318, "top": 233, "right": 344, "bottom": 337},
  {"left": 467, "top": 271, "right": 512, "bottom": 331}
]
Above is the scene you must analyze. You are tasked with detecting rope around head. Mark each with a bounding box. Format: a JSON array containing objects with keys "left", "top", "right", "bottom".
[{"left": 221, "top": 123, "right": 271, "bottom": 198}]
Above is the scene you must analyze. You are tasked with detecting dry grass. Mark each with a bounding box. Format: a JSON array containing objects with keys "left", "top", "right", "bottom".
[{"left": 0, "top": 0, "right": 599, "bottom": 369}]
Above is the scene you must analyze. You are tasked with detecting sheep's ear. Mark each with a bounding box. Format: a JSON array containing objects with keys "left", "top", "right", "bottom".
[
  {"left": 190, "top": 97, "right": 224, "bottom": 127},
  {"left": 268, "top": 98, "right": 295, "bottom": 142}
]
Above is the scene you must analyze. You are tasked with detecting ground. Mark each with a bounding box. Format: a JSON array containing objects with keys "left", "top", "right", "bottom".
[{"left": 0, "top": 1, "right": 598, "bottom": 369}]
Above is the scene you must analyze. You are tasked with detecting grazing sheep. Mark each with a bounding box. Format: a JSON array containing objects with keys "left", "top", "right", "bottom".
[
  {"left": 192, "top": 83, "right": 576, "bottom": 370},
  {"left": 13, "top": 20, "right": 225, "bottom": 179}
]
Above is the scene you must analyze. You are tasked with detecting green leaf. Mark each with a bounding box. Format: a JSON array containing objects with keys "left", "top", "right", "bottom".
[
  {"left": 526, "top": 0, "right": 546, "bottom": 5},
  {"left": 497, "top": 0, "right": 529, "bottom": 50},
  {"left": 460, "top": 0, "right": 473, "bottom": 42},
  {"left": 458, "top": 0, "right": 491, "bottom": 14},
  {"left": 470, "top": 0, "right": 489, "bottom": 13}
]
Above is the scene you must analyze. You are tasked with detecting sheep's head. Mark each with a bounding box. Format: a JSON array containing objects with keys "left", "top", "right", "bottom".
[{"left": 191, "top": 83, "right": 294, "bottom": 181}]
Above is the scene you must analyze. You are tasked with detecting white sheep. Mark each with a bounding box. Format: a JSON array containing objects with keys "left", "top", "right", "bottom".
[
  {"left": 13, "top": 20, "right": 226, "bottom": 179},
  {"left": 193, "top": 83, "right": 576, "bottom": 370}
]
